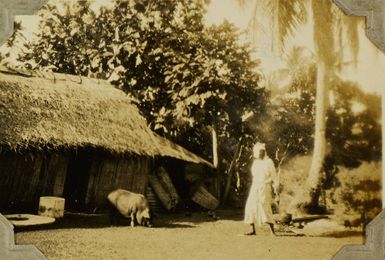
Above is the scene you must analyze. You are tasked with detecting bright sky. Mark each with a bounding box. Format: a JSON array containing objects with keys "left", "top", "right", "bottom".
[
  {"left": 9, "top": 0, "right": 385, "bottom": 95},
  {"left": 205, "top": 0, "right": 250, "bottom": 29},
  {"left": 205, "top": 0, "right": 385, "bottom": 95}
]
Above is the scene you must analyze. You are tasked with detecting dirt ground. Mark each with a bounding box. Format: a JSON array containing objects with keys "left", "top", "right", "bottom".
[{"left": 15, "top": 210, "right": 363, "bottom": 260}]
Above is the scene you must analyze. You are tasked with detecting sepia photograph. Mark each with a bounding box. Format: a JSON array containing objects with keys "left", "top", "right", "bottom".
[{"left": 0, "top": 0, "right": 384, "bottom": 259}]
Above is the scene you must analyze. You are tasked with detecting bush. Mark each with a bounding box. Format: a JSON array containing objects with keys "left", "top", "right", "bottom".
[
  {"left": 332, "top": 162, "right": 382, "bottom": 226},
  {"left": 278, "top": 156, "right": 381, "bottom": 226},
  {"left": 278, "top": 155, "right": 312, "bottom": 213}
]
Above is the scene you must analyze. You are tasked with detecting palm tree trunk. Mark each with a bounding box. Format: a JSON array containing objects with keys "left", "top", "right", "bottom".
[
  {"left": 309, "top": 59, "right": 329, "bottom": 186},
  {"left": 293, "top": 0, "right": 333, "bottom": 213},
  {"left": 294, "top": 59, "right": 329, "bottom": 212}
]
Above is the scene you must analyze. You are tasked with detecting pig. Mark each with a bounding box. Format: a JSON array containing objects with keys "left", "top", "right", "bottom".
[{"left": 107, "top": 189, "right": 153, "bottom": 227}]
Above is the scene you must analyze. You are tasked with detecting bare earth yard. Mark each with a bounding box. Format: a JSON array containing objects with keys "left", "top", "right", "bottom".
[{"left": 15, "top": 210, "right": 363, "bottom": 260}]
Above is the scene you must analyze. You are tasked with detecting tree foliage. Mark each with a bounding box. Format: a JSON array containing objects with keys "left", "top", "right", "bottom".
[
  {"left": 238, "top": 0, "right": 363, "bottom": 213},
  {"left": 262, "top": 47, "right": 381, "bottom": 172},
  {"left": 19, "top": 0, "right": 268, "bottom": 159},
  {"left": 327, "top": 80, "right": 382, "bottom": 168},
  {"left": 14, "top": 0, "right": 379, "bottom": 209}
]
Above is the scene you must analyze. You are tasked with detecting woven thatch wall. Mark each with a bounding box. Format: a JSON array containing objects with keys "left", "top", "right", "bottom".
[
  {"left": 0, "top": 150, "right": 152, "bottom": 212},
  {"left": 85, "top": 155, "right": 152, "bottom": 210},
  {"left": 0, "top": 151, "right": 69, "bottom": 212}
]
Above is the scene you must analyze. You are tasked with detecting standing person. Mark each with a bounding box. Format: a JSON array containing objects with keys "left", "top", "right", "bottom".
[{"left": 244, "top": 142, "right": 279, "bottom": 236}]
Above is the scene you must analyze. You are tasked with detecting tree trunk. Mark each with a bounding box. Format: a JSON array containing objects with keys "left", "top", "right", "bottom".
[
  {"left": 309, "top": 59, "right": 329, "bottom": 186},
  {"left": 291, "top": 0, "right": 334, "bottom": 214},
  {"left": 382, "top": 88, "right": 385, "bottom": 208},
  {"left": 293, "top": 59, "right": 329, "bottom": 213},
  {"left": 221, "top": 141, "right": 243, "bottom": 205},
  {"left": 211, "top": 126, "right": 218, "bottom": 168}
]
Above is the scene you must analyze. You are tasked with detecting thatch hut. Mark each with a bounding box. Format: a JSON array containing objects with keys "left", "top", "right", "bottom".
[{"left": 0, "top": 67, "right": 212, "bottom": 213}]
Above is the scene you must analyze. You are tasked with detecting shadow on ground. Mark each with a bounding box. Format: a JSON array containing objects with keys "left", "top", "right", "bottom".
[
  {"left": 317, "top": 230, "right": 364, "bottom": 238},
  {"left": 14, "top": 214, "right": 198, "bottom": 232},
  {"left": 13, "top": 209, "right": 235, "bottom": 232},
  {"left": 13, "top": 208, "right": 362, "bottom": 239},
  {"left": 14, "top": 213, "right": 111, "bottom": 232}
]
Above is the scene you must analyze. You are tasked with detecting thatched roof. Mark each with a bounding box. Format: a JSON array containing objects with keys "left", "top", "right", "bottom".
[{"left": 0, "top": 66, "right": 212, "bottom": 166}]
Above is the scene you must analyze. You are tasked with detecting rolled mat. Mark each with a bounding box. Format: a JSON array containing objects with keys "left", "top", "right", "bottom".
[
  {"left": 191, "top": 184, "right": 219, "bottom": 210},
  {"left": 158, "top": 167, "right": 180, "bottom": 206},
  {"left": 148, "top": 175, "right": 173, "bottom": 211}
]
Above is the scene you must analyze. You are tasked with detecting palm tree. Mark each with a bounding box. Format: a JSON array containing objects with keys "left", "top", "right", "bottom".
[{"left": 237, "top": 0, "right": 360, "bottom": 213}]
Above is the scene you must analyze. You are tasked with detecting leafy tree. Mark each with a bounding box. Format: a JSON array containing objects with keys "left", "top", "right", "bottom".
[
  {"left": 237, "top": 0, "right": 362, "bottom": 212},
  {"left": 264, "top": 47, "right": 316, "bottom": 162},
  {"left": 225, "top": 47, "right": 317, "bottom": 202},
  {"left": 271, "top": 47, "right": 381, "bottom": 171},
  {"left": 256, "top": 46, "right": 381, "bottom": 211},
  {"left": 18, "top": 0, "right": 269, "bottom": 186},
  {"left": 157, "top": 21, "right": 267, "bottom": 143},
  {"left": 327, "top": 81, "right": 382, "bottom": 169}
]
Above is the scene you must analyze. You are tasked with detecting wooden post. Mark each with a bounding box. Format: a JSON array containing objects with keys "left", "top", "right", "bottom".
[
  {"left": 211, "top": 125, "right": 220, "bottom": 200},
  {"left": 211, "top": 126, "right": 218, "bottom": 168}
]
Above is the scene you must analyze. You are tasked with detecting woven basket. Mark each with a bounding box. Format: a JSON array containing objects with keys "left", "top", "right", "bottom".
[
  {"left": 191, "top": 185, "right": 219, "bottom": 210},
  {"left": 148, "top": 175, "right": 173, "bottom": 211},
  {"left": 158, "top": 167, "right": 180, "bottom": 205},
  {"left": 146, "top": 186, "right": 164, "bottom": 213}
]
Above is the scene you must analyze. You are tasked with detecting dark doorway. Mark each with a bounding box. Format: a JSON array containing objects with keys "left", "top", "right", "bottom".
[{"left": 63, "top": 151, "right": 93, "bottom": 211}]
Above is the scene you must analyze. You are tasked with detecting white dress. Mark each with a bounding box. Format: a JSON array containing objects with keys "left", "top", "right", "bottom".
[{"left": 244, "top": 157, "right": 278, "bottom": 225}]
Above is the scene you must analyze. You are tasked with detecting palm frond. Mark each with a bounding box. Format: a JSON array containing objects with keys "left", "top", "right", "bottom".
[
  {"left": 237, "top": 0, "right": 250, "bottom": 9},
  {"left": 238, "top": 0, "right": 360, "bottom": 71},
  {"left": 285, "top": 46, "right": 313, "bottom": 69},
  {"left": 326, "top": 3, "right": 361, "bottom": 69},
  {"left": 243, "top": 0, "right": 308, "bottom": 54},
  {"left": 269, "top": 0, "right": 308, "bottom": 51},
  {"left": 342, "top": 15, "right": 361, "bottom": 66}
]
